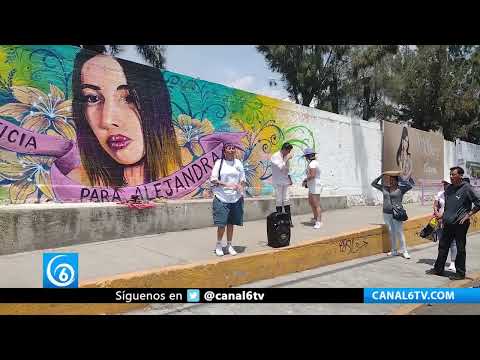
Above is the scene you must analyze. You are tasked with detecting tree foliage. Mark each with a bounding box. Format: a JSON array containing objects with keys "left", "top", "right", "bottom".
[{"left": 257, "top": 44, "right": 480, "bottom": 143}]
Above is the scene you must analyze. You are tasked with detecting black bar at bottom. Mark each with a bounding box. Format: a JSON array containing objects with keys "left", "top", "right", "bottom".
[{"left": 0, "top": 288, "right": 364, "bottom": 303}]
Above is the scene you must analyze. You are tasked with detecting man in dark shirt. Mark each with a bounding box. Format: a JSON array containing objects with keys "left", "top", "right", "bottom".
[{"left": 426, "top": 166, "right": 480, "bottom": 280}]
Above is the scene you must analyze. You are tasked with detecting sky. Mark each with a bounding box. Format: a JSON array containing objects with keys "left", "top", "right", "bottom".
[{"left": 117, "top": 45, "right": 291, "bottom": 101}]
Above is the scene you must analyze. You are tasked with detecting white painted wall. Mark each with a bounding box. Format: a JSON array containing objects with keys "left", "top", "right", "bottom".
[
  {"left": 444, "top": 140, "right": 456, "bottom": 180},
  {"left": 273, "top": 104, "right": 383, "bottom": 206},
  {"left": 260, "top": 100, "right": 475, "bottom": 206}
]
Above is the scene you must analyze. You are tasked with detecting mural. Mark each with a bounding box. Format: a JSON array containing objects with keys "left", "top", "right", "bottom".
[
  {"left": 0, "top": 45, "right": 315, "bottom": 203},
  {"left": 383, "top": 121, "right": 444, "bottom": 185},
  {"left": 455, "top": 139, "right": 480, "bottom": 186}
]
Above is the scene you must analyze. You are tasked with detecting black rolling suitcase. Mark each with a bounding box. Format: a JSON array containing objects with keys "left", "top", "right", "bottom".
[{"left": 267, "top": 212, "right": 291, "bottom": 248}]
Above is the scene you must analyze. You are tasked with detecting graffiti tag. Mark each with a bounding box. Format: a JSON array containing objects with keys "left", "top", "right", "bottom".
[{"left": 338, "top": 238, "right": 369, "bottom": 254}]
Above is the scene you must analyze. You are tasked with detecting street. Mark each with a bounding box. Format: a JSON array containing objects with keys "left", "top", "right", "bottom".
[{"left": 127, "top": 232, "right": 480, "bottom": 315}]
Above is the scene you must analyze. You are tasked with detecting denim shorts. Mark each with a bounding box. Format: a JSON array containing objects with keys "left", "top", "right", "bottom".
[{"left": 212, "top": 196, "right": 244, "bottom": 226}]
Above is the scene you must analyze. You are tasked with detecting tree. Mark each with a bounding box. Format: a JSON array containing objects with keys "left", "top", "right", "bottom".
[
  {"left": 345, "top": 45, "right": 398, "bottom": 121},
  {"left": 76, "top": 45, "right": 167, "bottom": 69},
  {"left": 256, "top": 45, "right": 335, "bottom": 107},
  {"left": 317, "top": 45, "right": 351, "bottom": 114},
  {"left": 389, "top": 45, "right": 480, "bottom": 141},
  {"left": 256, "top": 45, "right": 396, "bottom": 117},
  {"left": 258, "top": 44, "right": 480, "bottom": 143}
]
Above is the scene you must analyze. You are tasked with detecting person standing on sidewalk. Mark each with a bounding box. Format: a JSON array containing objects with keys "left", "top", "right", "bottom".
[
  {"left": 210, "top": 144, "right": 246, "bottom": 257},
  {"left": 302, "top": 148, "right": 323, "bottom": 229},
  {"left": 426, "top": 167, "right": 480, "bottom": 280},
  {"left": 433, "top": 179, "right": 457, "bottom": 272},
  {"left": 371, "top": 171, "right": 413, "bottom": 259},
  {"left": 271, "top": 142, "right": 294, "bottom": 226}
]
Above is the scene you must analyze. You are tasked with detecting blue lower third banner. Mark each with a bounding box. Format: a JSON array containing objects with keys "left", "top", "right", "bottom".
[{"left": 364, "top": 288, "right": 480, "bottom": 304}]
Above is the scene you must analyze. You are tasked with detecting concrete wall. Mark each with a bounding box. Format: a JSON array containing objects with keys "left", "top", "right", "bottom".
[
  {"left": 444, "top": 140, "right": 456, "bottom": 180},
  {"left": 0, "top": 195, "right": 347, "bottom": 255},
  {"left": 281, "top": 107, "right": 383, "bottom": 206},
  {"left": 0, "top": 45, "right": 377, "bottom": 206}
]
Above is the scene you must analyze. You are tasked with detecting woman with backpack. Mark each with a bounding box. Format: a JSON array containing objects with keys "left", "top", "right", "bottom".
[{"left": 210, "top": 143, "right": 246, "bottom": 256}]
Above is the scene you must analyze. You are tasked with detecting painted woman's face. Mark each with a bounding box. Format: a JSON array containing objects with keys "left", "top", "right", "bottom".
[{"left": 80, "top": 55, "right": 145, "bottom": 165}]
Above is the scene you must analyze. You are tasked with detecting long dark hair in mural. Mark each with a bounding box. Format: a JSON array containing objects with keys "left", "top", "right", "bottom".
[{"left": 71, "top": 49, "right": 182, "bottom": 187}]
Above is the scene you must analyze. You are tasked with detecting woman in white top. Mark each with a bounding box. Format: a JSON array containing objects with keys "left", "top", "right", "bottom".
[
  {"left": 210, "top": 143, "right": 246, "bottom": 256},
  {"left": 302, "top": 148, "right": 323, "bottom": 229}
]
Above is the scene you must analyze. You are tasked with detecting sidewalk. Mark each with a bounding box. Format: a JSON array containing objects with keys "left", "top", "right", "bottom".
[
  {"left": 0, "top": 203, "right": 432, "bottom": 288},
  {"left": 130, "top": 233, "right": 480, "bottom": 315}
]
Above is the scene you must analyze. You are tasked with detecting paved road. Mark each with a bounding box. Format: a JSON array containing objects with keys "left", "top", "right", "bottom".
[
  {"left": 127, "top": 232, "right": 480, "bottom": 315},
  {"left": 410, "top": 280, "right": 480, "bottom": 315}
]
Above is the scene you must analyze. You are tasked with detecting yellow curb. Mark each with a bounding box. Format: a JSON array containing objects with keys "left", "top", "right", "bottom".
[
  {"left": 2, "top": 213, "right": 480, "bottom": 315},
  {"left": 390, "top": 271, "right": 480, "bottom": 315}
]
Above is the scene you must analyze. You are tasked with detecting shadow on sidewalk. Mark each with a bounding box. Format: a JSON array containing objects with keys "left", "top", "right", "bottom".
[
  {"left": 417, "top": 258, "right": 435, "bottom": 266},
  {"left": 233, "top": 246, "right": 247, "bottom": 254},
  {"left": 417, "top": 258, "right": 458, "bottom": 277}
]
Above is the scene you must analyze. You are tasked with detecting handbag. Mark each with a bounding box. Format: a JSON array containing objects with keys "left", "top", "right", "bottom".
[
  {"left": 388, "top": 193, "right": 408, "bottom": 221},
  {"left": 419, "top": 217, "right": 438, "bottom": 238},
  {"left": 419, "top": 223, "right": 434, "bottom": 238}
]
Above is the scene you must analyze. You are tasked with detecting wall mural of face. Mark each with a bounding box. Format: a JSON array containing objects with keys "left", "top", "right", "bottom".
[
  {"left": 80, "top": 55, "right": 145, "bottom": 166},
  {"left": 0, "top": 45, "right": 317, "bottom": 203}
]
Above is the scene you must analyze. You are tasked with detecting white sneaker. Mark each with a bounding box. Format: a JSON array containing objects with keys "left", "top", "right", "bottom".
[
  {"left": 215, "top": 246, "right": 224, "bottom": 256},
  {"left": 226, "top": 245, "right": 237, "bottom": 256},
  {"left": 387, "top": 250, "right": 398, "bottom": 256},
  {"left": 447, "top": 262, "right": 456, "bottom": 272},
  {"left": 313, "top": 221, "right": 323, "bottom": 229},
  {"left": 402, "top": 251, "right": 411, "bottom": 259}
]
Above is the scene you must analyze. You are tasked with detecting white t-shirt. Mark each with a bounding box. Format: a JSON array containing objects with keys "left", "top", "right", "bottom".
[
  {"left": 306, "top": 159, "right": 322, "bottom": 191},
  {"left": 435, "top": 190, "right": 445, "bottom": 213},
  {"left": 210, "top": 158, "right": 246, "bottom": 203},
  {"left": 270, "top": 151, "right": 291, "bottom": 185}
]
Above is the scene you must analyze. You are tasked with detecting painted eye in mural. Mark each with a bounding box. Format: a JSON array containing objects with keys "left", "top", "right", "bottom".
[{"left": 82, "top": 94, "right": 101, "bottom": 105}]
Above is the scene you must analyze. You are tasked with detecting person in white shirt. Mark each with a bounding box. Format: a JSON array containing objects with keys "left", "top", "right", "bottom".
[
  {"left": 210, "top": 143, "right": 247, "bottom": 256},
  {"left": 302, "top": 148, "right": 323, "bottom": 229},
  {"left": 270, "top": 142, "right": 294, "bottom": 226},
  {"left": 433, "top": 179, "right": 458, "bottom": 272}
]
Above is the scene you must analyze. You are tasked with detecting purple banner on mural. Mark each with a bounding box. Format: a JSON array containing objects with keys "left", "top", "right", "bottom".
[
  {"left": 0, "top": 120, "right": 73, "bottom": 157},
  {"left": 0, "top": 120, "right": 245, "bottom": 202}
]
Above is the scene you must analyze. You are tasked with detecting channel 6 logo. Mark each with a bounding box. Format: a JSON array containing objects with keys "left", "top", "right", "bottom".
[{"left": 43, "top": 253, "right": 78, "bottom": 288}]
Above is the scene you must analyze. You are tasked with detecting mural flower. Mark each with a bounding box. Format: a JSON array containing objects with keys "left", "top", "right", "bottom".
[
  {"left": 0, "top": 155, "right": 55, "bottom": 203},
  {"left": 0, "top": 84, "right": 75, "bottom": 140},
  {"left": 240, "top": 157, "right": 264, "bottom": 196},
  {"left": 174, "top": 114, "right": 214, "bottom": 165},
  {"left": 231, "top": 116, "right": 316, "bottom": 196},
  {"left": 231, "top": 118, "right": 281, "bottom": 196}
]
